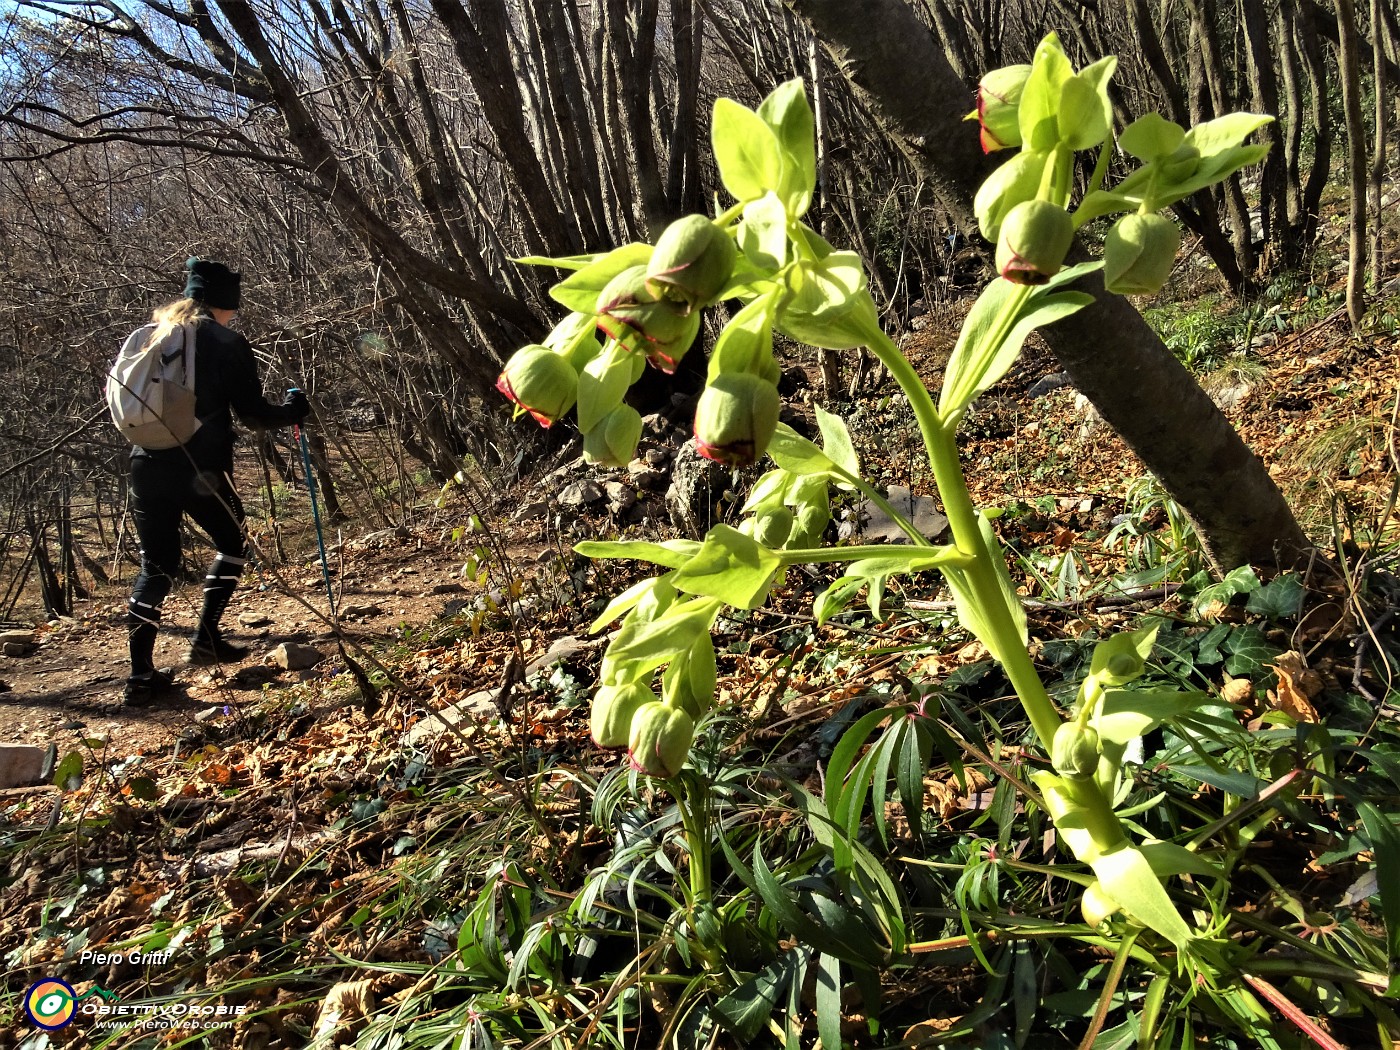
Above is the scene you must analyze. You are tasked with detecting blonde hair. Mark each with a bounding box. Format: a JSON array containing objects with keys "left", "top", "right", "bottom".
[{"left": 146, "top": 297, "right": 208, "bottom": 348}]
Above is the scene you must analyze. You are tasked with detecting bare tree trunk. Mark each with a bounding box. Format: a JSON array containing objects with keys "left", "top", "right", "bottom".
[
  {"left": 781, "top": 0, "right": 1313, "bottom": 570},
  {"left": 1370, "top": 0, "right": 1390, "bottom": 290},
  {"left": 1333, "top": 0, "right": 1368, "bottom": 328}
]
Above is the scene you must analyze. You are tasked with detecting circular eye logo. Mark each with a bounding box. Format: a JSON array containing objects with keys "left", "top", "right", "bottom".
[{"left": 25, "top": 979, "right": 77, "bottom": 1029}]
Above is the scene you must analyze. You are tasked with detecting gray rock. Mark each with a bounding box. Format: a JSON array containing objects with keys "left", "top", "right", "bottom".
[
  {"left": 402, "top": 688, "right": 499, "bottom": 748},
  {"left": 238, "top": 612, "right": 274, "bottom": 628},
  {"left": 2, "top": 643, "right": 32, "bottom": 658},
  {"left": 271, "top": 642, "right": 323, "bottom": 671},
  {"left": 524, "top": 635, "right": 605, "bottom": 677},
  {"left": 0, "top": 744, "right": 45, "bottom": 789},
  {"left": 1027, "top": 372, "right": 1071, "bottom": 399},
  {"left": 0, "top": 629, "right": 35, "bottom": 646},
  {"left": 559, "top": 480, "right": 605, "bottom": 507},
  {"left": 604, "top": 481, "right": 636, "bottom": 511},
  {"left": 513, "top": 500, "right": 549, "bottom": 522},
  {"left": 858, "top": 486, "right": 950, "bottom": 543},
  {"left": 340, "top": 603, "right": 383, "bottom": 619},
  {"left": 643, "top": 447, "right": 670, "bottom": 467},
  {"left": 665, "top": 439, "right": 732, "bottom": 536}
]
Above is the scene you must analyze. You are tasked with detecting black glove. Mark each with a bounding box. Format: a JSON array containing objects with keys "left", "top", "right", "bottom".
[{"left": 283, "top": 389, "right": 311, "bottom": 422}]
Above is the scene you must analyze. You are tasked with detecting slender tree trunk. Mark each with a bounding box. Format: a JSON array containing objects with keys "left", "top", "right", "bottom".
[
  {"left": 1370, "top": 0, "right": 1390, "bottom": 290},
  {"left": 781, "top": 0, "right": 1313, "bottom": 570},
  {"left": 1333, "top": 0, "right": 1368, "bottom": 328}
]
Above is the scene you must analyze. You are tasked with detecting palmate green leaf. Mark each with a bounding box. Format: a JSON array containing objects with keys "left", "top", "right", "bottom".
[
  {"left": 548, "top": 242, "right": 653, "bottom": 312},
  {"left": 670, "top": 524, "right": 781, "bottom": 609},
  {"left": 712, "top": 97, "right": 783, "bottom": 202},
  {"left": 750, "top": 845, "right": 878, "bottom": 963},
  {"left": 939, "top": 279, "right": 1094, "bottom": 420}
]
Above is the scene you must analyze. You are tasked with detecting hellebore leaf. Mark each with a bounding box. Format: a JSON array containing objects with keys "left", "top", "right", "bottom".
[
  {"left": 515, "top": 250, "right": 610, "bottom": 271},
  {"left": 738, "top": 191, "right": 790, "bottom": 272},
  {"left": 767, "top": 423, "right": 843, "bottom": 479},
  {"left": 671, "top": 524, "right": 782, "bottom": 610},
  {"left": 940, "top": 280, "right": 1092, "bottom": 420},
  {"left": 577, "top": 341, "right": 635, "bottom": 434},
  {"left": 757, "top": 78, "right": 816, "bottom": 215},
  {"left": 1018, "top": 33, "right": 1074, "bottom": 151},
  {"left": 1090, "top": 845, "right": 1194, "bottom": 948},
  {"left": 1057, "top": 56, "right": 1117, "bottom": 151},
  {"left": 589, "top": 575, "right": 673, "bottom": 632},
  {"left": 1184, "top": 112, "right": 1274, "bottom": 159},
  {"left": 709, "top": 289, "right": 779, "bottom": 380},
  {"left": 1119, "top": 113, "right": 1186, "bottom": 162},
  {"left": 576, "top": 538, "right": 702, "bottom": 569},
  {"left": 974, "top": 148, "right": 1050, "bottom": 240},
  {"left": 605, "top": 597, "right": 723, "bottom": 679},
  {"left": 815, "top": 404, "right": 860, "bottom": 478},
  {"left": 549, "top": 242, "right": 654, "bottom": 312},
  {"left": 777, "top": 249, "right": 879, "bottom": 350},
  {"left": 713, "top": 97, "right": 784, "bottom": 203}
]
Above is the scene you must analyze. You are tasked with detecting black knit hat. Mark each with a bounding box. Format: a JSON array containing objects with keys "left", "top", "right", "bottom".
[{"left": 183, "top": 257, "right": 241, "bottom": 310}]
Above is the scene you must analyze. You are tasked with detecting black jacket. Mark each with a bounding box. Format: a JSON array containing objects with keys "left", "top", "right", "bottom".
[{"left": 132, "top": 318, "right": 301, "bottom": 472}]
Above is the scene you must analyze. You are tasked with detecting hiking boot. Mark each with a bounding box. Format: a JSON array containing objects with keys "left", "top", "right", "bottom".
[
  {"left": 186, "top": 632, "right": 250, "bottom": 666},
  {"left": 124, "top": 669, "right": 175, "bottom": 706}
]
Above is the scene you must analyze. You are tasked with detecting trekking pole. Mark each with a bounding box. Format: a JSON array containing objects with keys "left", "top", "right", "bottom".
[{"left": 290, "top": 390, "right": 337, "bottom": 619}]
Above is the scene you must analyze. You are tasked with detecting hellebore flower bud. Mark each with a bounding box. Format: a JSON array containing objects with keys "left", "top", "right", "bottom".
[
  {"left": 583, "top": 404, "right": 643, "bottom": 467},
  {"left": 1081, "top": 880, "right": 1121, "bottom": 927},
  {"left": 646, "top": 215, "right": 737, "bottom": 313},
  {"left": 591, "top": 682, "right": 656, "bottom": 748},
  {"left": 627, "top": 702, "right": 696, "bottom": 778},
  {"left": 995, "top": 199, "right": 1074, "bottom": 285},
  {"left": 596, "top": 265, "right": 702, "bottom": 372},
  {"left": 694, "top": 373, "right": 782, "bottom": 467},
  {"left": 1051, "top": 721, "right": 1102, "bottom": 779},
  {"left": 747, "top": 505, "right": 793, "bottom": 548},
  {"left": 1104, "top": 213, "right": 1181, "bottom": 296},
  {"left": 970, "top": 64, "right": 1031, "bottom": 153},
  {"left": 496, "top": 344, "right": 578, "bottom": 427}
]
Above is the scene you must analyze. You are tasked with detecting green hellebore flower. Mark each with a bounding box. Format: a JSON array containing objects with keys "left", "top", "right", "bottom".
[
  {"left": 590, "top": 682, "right": 656, "bottom": 748},
  {"left": 995, "top": 199, "right": 1075, "bottom": 285},
  {"left": 970, "top": 63, "right": 1031, "bottom": 153},
  {"left": 646, "top": 214, "right": 737, "bottom": 313},
  {"left": 596, "top": 265, "right": 702, "bottom": 372},
  {"left": 1051, "top": 721, "right": 1102, "bottom": 779},
  {"left": 583, "top": 404, "right": 643, "bottom": 467},
  {"left": 694, "top": 372, "right": 782, "bottom": 467},
  {"left": 496, "top": 344, "right": 578, "bottom": 428},
  {"left": 1104, "top": 213, "right": 1181, "bottom": 296},
  {"left": 627, "top": 702, "right": 696, "bottom": 778}
]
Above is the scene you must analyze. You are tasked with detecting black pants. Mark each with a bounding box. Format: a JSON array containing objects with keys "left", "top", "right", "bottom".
[{"left": 127, "top": 456, "right": 248, "bottom": 674}]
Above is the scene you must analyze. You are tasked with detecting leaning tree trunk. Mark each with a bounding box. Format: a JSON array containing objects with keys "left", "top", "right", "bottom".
[{"left": 781, "top": 0, "right": 1313, "bottom": 571}]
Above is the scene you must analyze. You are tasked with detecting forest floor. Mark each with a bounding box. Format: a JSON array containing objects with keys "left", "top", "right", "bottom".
[{"left": 1, "top": 261, "right": 1398, "bottom": 1046}]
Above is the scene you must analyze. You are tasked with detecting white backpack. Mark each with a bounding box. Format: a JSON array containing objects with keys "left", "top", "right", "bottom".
[{"left": 106, "top": 322, "right": 202, "bottom": 449}]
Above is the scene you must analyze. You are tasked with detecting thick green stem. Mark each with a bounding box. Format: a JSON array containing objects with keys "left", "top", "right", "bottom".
[{"left": 864, "top": 324, "right": 1062, "bottom": 747}]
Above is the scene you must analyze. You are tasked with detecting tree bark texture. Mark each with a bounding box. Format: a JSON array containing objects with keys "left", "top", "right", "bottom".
[
  {"left": 1332, "top": 0, "right": 1368, "bottom": 329},
  {"left": 782, "top": 0, "right": 1313, "bottom": 570}
]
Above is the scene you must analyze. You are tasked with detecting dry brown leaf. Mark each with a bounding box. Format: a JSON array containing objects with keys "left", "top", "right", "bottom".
[
  {"left": 1220, "top": 678, "right": 1255, "bottom": 707},
  {"left": 1266, "top": 651, "right": 1321, "bottom": 723}
]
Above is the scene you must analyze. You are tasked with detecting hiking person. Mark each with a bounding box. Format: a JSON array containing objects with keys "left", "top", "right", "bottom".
[{"left": 122, "top": 258, "right": 310, "bottom": 704}]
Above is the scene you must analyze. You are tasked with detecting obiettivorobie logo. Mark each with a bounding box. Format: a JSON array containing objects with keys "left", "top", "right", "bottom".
[
  {"left": 23, "top": 979, "right": 119, "bottom": 1030},
  {"left": 23, "top": 977, "right": 249, "bottom": 1033}
]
